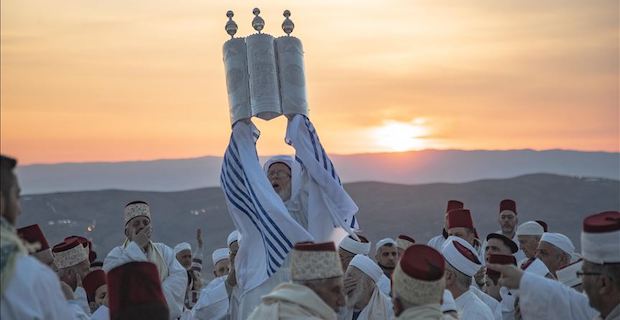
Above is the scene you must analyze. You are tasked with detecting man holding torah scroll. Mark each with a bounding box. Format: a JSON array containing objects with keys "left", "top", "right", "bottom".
[{"left": 220, "top": 9, "right": 360, "bottom": 319}]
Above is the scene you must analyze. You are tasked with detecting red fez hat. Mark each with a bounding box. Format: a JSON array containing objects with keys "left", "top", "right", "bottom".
[
  {"left": 108, "top": 261, "right": 168, "bottom": 320},
  {"left": 399, "top": 245, "right": 445, "bottom": 281},
  {"left": 446, "top": 200, "right": 464, "bottom": 212},
  {"left": 398, "top": 234, "right": 415, "bottom": 244},
  {"left": 535, "top": 220, "right": 548, "bottom": 232},
  {"left": 83, "top": 270, "right": 107, "bottom": 303},
  {"left": 17, "top": 224, "right": 49, "bottom": 252},
  {"left": 486, "top": 233, "right": 518, "bottom": 253},
  {"left": 447, "top": 209, "right": 474, "bottom": 230},
  {"left": 65, "top": 235, "right": 97, "bottom": 263},
  {"left": 500, "top": 199, "right": 517, "bottom": 214},
  {"left": 293, "top": 241, "right": 336, "bottom": 252},
  {"left": 52, "top": 238, "right": 89, "bottom": 269},
  {"left": 486, "top": 254, "right": 517, "bottom": 283}
]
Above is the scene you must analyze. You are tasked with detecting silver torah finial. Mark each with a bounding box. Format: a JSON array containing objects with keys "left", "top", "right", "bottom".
[
  {"left": 282, "top": 10, "right": 294, "bottom": 36},
  {"left": 252, "top": 8, "right": 265, "bottom": 33},
  {"left": 225, "top": 10, "right": 238, "bottom": 38}
]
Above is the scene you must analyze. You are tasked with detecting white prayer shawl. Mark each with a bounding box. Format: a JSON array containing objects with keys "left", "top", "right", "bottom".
[
  {"left": 90, "top": 305, "right": 110, "bottom": 320},
  {"left": 192, "top": 277, "right": 230, "bottom": 320},
  {"left": 103, "top": 241, "right": 188, "bottom": 319},
  {"left": 377, "top": 274, "right": 391, "bottom": 296},
  {"left": 518, "top": 272, "right": 598, "bottom": 320},
  {"left": 499, "top": 286, "right": 516, "bottom": 320},
  {"left": 481, "top": 230, "right": 526, "bottom": 264},
  {"left": 285, "top": 114, "right": 360, "bottom": 238},
  {"left": 220, "top": 120, "right": 313, "bottom": 296},
  {"left": 203, "top": 275, "right": 227, "bottom": 292},
  {"left": 247, "top": 282, "right": 337, "bottom": 320},
  {"left": 341, "top": 287, "right": 393, "bottom": 320},
  {"left": 454, "top": 290, "right": 495, "bottom": 320},
  {"left": 427, "top": 234, "right": 447, "bottom": 252},
  {"left": 0, "top": 255, "right": 75, "bottom": 319},
  {"left": 470, "top": 285, "right": 502, "bottom": 320}
]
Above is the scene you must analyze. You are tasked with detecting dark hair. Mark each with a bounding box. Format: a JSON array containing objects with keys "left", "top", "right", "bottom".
[{"left": 0, "top": 155, "right": 17, "bottom": 199}]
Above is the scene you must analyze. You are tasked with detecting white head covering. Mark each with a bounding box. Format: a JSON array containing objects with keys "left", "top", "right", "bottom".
[
  {"left": 53, "top": 241, "right": 89, "bottom": 269},
  {"left": 212, "top": 248, "right": 230, "bottom": 265},
  {"left": 581, "top": 211, "right": 620, "bottom": 264},
  {"left": 375, "top": 238, "right": 396, "bottom": 254},
  {"left": 124, "top": 201, "right": 151, "bottom": 225},
  {"left": 556, "top": 259, "right": 583, "bottom": 288},
  {"left": 339, "top": 235, "right": 371, "bottom": 255},
  {"left": 541, "top": 233, "right": 575, "bottom": 257},
  {"left": 349, "top": 255, "right": 383, "bottom": 283},
  {"left": 441, "top": 236, "right": 481, "bottom": 277},
  {"left": 516, "top": 221, "right": 545, "bottom": 236},
  {"left": 173, "top": 242, "right": 192, "bottom": 255},
  {"left": 441, "top": 290, "right": 457, "bottom": 313},
  {"left": 227, "top": 230, "right": 239, "bottom": 247},
  {"left": 263, "top": 155, "right": 303, "bottom": 202}
]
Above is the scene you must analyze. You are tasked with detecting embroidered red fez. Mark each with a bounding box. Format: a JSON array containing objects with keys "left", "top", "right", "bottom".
[
  {"left": 65, "top": 235, "right": 97, "bottom": 263},
  {"left": 83, "top": 270, "right": 107, "bottom": 303},
  {"left": 447, "top": 209, "right": 474, "bottom": 230},
  {"left": 108, "top": 262, "right": 168, "bottom": 320},
  {"left": 486, "top": 254, "right": 517, "bottom": 283},
  {"left": 500, "top": 199, "right": 517, "bottom": 214},
  {"left": 52, "top": 238, "right": 89, "bottom": 269},
  {"left": 446, "top": 200, "right": 464, "bottom": 213},
  {"left": 486, "top": 233, "right": 518, "bottom": 253},
  {"left": 17, "top": 224, "right": 49, "bottom": 252}
]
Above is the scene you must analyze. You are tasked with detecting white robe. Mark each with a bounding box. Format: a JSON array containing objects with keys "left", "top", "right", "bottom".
[
  {"left": 73, "top": 286, "right": 91, "bottom": 315},
  {"left": 0, "top": 255, "right": 76, "bottom": 319},
  {"left": 247, "top": 282, "right": 337, "bottom": 320},
  {"left": 90, "top": 305, "right": 110, "bottom": 320},
  {"left": 192, "top": 276, "right": 230, "bottom": 320},
  {"left": 340, "top": 287, "right": 393, "bottom": 320},
  {"left": 470, "top": 285, "right": 502, "bottom": 320},
  {"left": 377, "top": 274, "right": 391, "bottom": 296},
  {"left": 455, "top": 289, "right": 495, "bottom": 320},
  {"left": 518, "top": 271, "right": 598, "bottom": 320},
  {"left": 103, "top": 240, "right": 188, "bottom": 319}
]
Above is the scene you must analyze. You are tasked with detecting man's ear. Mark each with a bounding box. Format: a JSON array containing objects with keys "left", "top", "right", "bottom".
[{"left": 124, "top": 227, "right": 129, "bottom": 238}]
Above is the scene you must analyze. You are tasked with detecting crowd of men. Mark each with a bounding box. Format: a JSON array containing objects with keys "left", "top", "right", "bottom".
[{"left": 1, "top": 151, "right": 619, "bottom": 320}]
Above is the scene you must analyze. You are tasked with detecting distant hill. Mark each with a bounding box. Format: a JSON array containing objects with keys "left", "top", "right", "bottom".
[
  {"left": 16, "top": 149, "right": 620, "bottom": 195},
  {"left": 16, "top": 174, "right": 619, "bottom": 272}
]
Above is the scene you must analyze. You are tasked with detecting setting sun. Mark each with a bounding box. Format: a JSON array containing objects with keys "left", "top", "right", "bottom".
[{"left": 372, "top": 119, "right": 430, "bottom": 152}]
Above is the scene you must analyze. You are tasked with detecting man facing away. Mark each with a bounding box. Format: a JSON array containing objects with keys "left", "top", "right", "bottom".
[
  {"left": 103, "top": 200, "right": 187, "bottom": 319},
  {"left": 248, "top": 241, "right": 346, "bottom": 320}
]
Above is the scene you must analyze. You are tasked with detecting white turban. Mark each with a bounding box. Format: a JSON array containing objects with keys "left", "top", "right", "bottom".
[
  {"left": 173, "top": 242, "right": 192, "bottom": 255},
  {"left": 227, "top": 230, "right": 239, "bottom": 247},
  {"left": 441, "top": 236, "right": 481, "bottom": 277},
  {"left": 340, "top": 236, "right": 371, "bottom": 255},
  {"left": 349, "top": 255, "right": 383, "bottom": 283},
  {"left": 375, "top": 238, "right": 396, "bottom": 254},
  {"left": 212, "top": 248, "right": 230, "bottom": 265},
  {"left": 556, "top": 259, "right": 583, "bottom": 288},
  {"left": 516, "top": 221, "right": 544, "bottom": 236},
  {"left": 541, "top": 233, "right": 575, "bottom": 257}
]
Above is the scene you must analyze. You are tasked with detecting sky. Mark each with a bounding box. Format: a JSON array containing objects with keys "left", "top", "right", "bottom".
[{"left": 1, "top": 0, "right": 618, "bottom": 165}]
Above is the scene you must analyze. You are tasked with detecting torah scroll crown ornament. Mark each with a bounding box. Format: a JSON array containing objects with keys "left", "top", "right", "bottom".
[
  {"left": 252, "top": 8, "right": 265, "bottom": 33},
  {"left": 282, "top": 10, "right": 294, "bottom": 36},
  {"left": 225, "top": 10, "right": 238, "bottom": 38}
]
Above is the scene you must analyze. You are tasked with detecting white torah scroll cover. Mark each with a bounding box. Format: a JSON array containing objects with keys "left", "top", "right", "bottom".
[
  {"left": 246, "top": 33, "right": 282, "bottom": 120},
  {"left": 223, "top": 38, "right": 252, "bottom": 125},
  {"left": 275, "top": 36, "right": 308, "bottom": 116}
]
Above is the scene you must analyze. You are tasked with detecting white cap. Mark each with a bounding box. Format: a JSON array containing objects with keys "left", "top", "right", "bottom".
[
  {"left": 441, "top": 290, "right": 457, "bottom": 313},
  {"left": 375, "top": 238, "right": 396, "bottom": 254},
  {"left": 441, "top": 236, "right": 481, "bottom": 277},
  {"left": 541, "top": 233, "right": 575, "bottom": 257},
  {"left": 212, "top": 248, "right": 230, "bottom": 265},
  {"left": 556, "top": 259, "right": 583, "bottom": 288},
  {"left": 339, "top": 235, "right": 371, "bottom": 255},
  {"left": 227, "top": 230, "right": 239, "bottom": 247},
  {"left": 516, "top": 221, "right": 544, "bottom": 236},
  {"left": 581, "top": 211, "right": 620, "bottom": 264},
  {"left": 349, "top": 255, "right": 383, "bottom": 283},
  {"left": 173, "top": 242, "right": 191, "bottom": 255}
]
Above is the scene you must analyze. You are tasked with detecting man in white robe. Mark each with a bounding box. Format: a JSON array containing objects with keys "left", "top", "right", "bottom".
[
  {"left": 248, "top": 241, "right": 345, "bottom": 320},
  {"left": 340, "top": 254, "right": 392, "bottom": 320},
  {"left": 338, "top": 234, "right": 371, "bottom": 272},
  {"left": 0, "top": 154, "right": 76, "bottom": 319},
  {"left": 515, "top": 221, "right": 544, "bottom": 268},
  {"left": 374, "top": 237, "right": 398, "bottom": 295},
  {"left": 442, "top": 236, "right": 495, "bottom": 320},
  {"left": 427, "top": 200, "right": 464, "bottom": 251},
  {"left": 536, "top": 232, "right": 576, "bottom": 277},
  {"left": 392, "top": 244, "right": 451, "bottom": 320},
  {"left": 103, "top": 200, "right": 187, "bottom": 319},
  {"left": 480, "top": 199, "right": 526, "bottom": 264},
  {"left": 53, "top": 238, "right": 92, "bottom": 315},
  {"left": 488, "top": 211, "right": 620, "bottom": 320}
]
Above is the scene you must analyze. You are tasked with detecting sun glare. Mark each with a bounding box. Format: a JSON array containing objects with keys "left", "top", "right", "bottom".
[{"left": 372, "top": 119, "right": 430, "bottom": 152}]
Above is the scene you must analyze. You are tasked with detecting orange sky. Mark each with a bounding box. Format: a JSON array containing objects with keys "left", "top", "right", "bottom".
[{"left": 1, "top": 0, "right": 618, "bottom": 164}]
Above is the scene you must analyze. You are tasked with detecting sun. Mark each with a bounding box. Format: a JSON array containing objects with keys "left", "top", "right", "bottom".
[{"left": 372, "top": 119, "right": 430, "bottom": 152}]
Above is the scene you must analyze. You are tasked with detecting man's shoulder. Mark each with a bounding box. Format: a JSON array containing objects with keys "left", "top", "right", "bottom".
[
  {"left": 9, "top": 255, "right": 60, "bottom": 292},
  {"left": 463, "top": 291, "right": 494, "bottom": 318}
]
